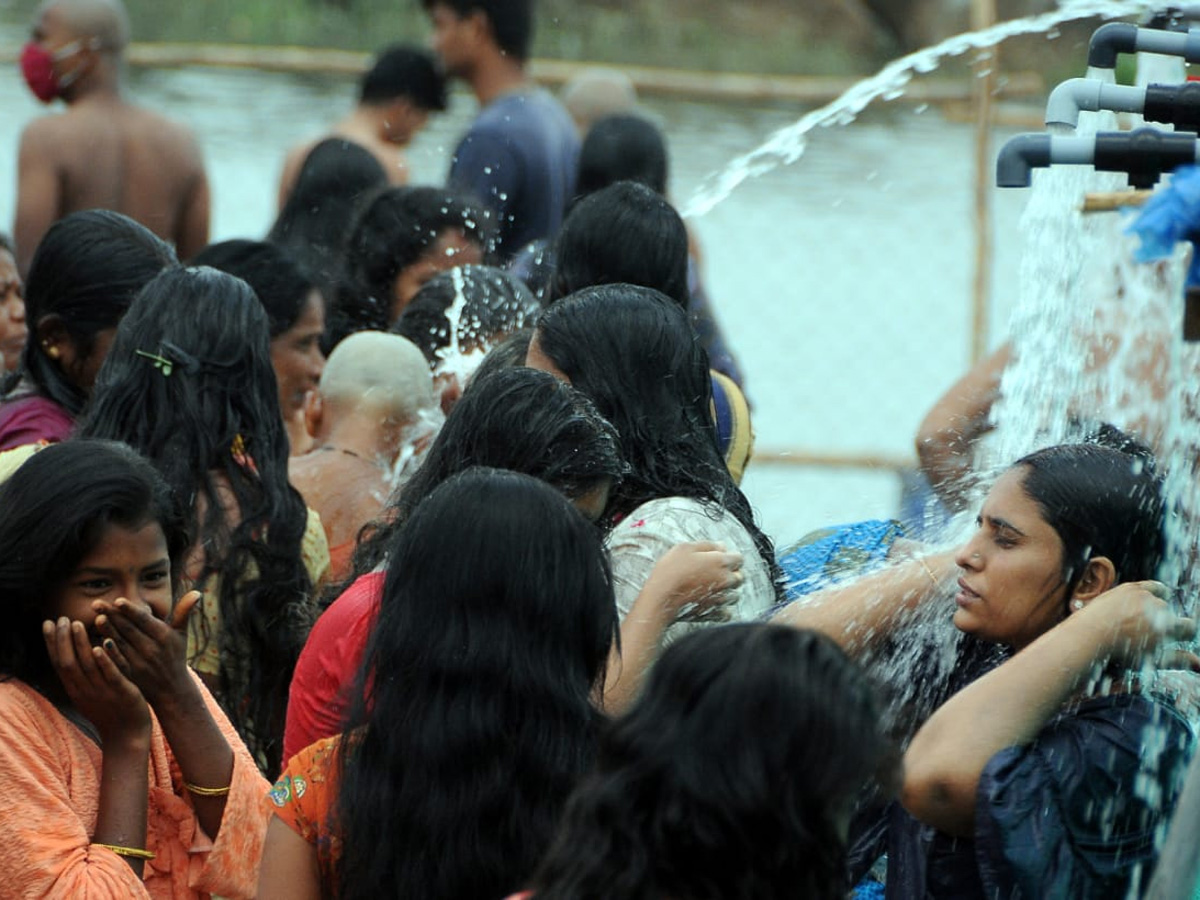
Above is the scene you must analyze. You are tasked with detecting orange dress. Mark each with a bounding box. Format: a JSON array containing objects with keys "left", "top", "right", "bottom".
[
  {"left": 0, "top": 672, "right": 271, "bottom": 899},
  {"left": 267, "top": 734, "right": 343, "bottom": 889}
]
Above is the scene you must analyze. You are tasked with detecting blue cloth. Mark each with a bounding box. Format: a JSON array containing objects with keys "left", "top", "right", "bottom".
[
  {"left": 851, "top": 879, "right": 886, "bottom": 899},
  {"left": 1126, "top": 164, "right": 1200, "bottom": 287},
  {"left": 851, "top": 693, "right": 1194, "bottom": 899},
  {"left": 778, "top": 519, "right": 905, "bottom": 601},
  {"left": 449, "top": 89, "right": 579, "bottom": 260}
]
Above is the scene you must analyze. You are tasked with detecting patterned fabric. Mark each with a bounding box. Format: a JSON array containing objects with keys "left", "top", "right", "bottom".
[
  {"left": 778, "top": 519, "right": 906, "bottom": 601},
  {"left": 852, "top": 693, "right": 1195, "bottom": 899},
  {"left": 710, "top": 370, "right": 754, "bottom": 486},
  {"left": 0, "top": 672, "right": 271, "bottom": 898},
  {"left": 607, "top": 496, "right": 775, "bottom": 649},
  {"left": 267, "top": 735, "right": 342, "bottom": 889},
  {"left": 188, "top": 507, "right": 330, "bottom": 676}
]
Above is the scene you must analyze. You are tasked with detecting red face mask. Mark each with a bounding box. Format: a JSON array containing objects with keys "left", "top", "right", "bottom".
[
  {"left": 19, "top": 40, "right": 85, "bottom": 104},
  {"left": 20, "top": 42, "right": 61, "bottom": 103}
]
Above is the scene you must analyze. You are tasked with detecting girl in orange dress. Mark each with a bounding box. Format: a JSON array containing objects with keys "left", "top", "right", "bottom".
[{"left": 0, "top": 440, "right": 271, "bottom": 899}]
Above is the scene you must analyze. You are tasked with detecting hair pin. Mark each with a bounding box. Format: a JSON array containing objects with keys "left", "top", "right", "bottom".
[{"left": 134, "top": 348, "right": 174, "bottom": 377}]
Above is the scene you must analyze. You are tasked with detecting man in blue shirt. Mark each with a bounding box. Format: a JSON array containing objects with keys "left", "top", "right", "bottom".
[{"left": 423, "top": 0, "right": 579, "bottom": 260}]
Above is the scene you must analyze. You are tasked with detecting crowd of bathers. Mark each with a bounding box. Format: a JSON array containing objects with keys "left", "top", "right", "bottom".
[{"left": 1, "top": 0, "right": 1198, "bottom": 898}]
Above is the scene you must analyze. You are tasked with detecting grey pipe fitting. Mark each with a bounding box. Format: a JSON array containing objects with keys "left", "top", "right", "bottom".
[
  {"left": 1088, "top": 22, "right": 1200, "bottom": 69},
  {"left": 1045, "top": 78, "right": 1147, "bottom": 128}
]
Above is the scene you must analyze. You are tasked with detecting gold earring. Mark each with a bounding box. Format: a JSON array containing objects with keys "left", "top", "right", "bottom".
[{"left": 42, "top": 342, "right": 60, "bottom": 360}]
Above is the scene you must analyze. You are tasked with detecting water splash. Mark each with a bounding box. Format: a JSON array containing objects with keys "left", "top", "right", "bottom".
[
  {"left": 386, "top": 403, "right": 445, "bottom": 492},
  {"left": 682, "top": 0, "right": 1155, "bottom": 219}
]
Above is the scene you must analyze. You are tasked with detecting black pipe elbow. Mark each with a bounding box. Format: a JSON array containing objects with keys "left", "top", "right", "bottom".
[
  {"left": 1089, "top": 22, "right": 1139, "bottom": 68},
  {"left": 1144, "top": 82, "right": 1200, "bottom": 131},
  {"left": 996, "top": 134, "right": 1052, "bottom": 188}
]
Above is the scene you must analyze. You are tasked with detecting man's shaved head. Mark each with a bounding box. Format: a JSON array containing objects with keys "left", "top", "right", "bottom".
[
  {"left": 39, "top": 0, "right": 131, "bottom": 54},
  {"left": 320, "top": 331, "right": 435, "bottom": 423}
]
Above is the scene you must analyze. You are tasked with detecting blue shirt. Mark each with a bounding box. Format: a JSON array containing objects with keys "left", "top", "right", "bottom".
[{"left": 449, "top": 89, "right": 579, "bottom": 260}]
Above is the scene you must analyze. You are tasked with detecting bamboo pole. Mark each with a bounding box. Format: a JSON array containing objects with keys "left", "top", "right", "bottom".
[
  {"left": 0, "top": 43, "right": 1044, "bottom": 105},
  {"left": 970, "top": 0, "right": 998, "bottom": 365},
  {"left": 750, "top": 449, "right": 914, "bottom": 472},
  {"left": 1080, "top": 190, "right": 1152, "bottom": 212}
]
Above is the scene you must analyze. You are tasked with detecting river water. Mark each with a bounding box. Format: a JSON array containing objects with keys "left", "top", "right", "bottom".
[{"left": 0, "top": 18, "right": 1038, "bottom": 545}]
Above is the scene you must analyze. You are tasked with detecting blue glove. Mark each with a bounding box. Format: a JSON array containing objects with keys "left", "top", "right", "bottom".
[{"left": 1126, "top": 164, "right": 1200, "bottom": 286}]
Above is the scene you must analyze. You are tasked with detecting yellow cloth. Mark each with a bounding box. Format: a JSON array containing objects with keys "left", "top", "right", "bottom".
[
  {"left": 710, "top": 370, "right": 754, "bottom": 485},
  {"left": 188, "top": 508, "right": 330, "bottom": 676},
  {"left": 0, "top": 442, "right": 42, "bottom": 485}
]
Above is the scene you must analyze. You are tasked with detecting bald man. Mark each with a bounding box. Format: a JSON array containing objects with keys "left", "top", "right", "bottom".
[
  {"left": 14, "top": 0, "right": 209, "bottom": 275},
  {"left": 289, "top": 332, "right": 438, "bottom": 581},
  {"left": 560, "top": 66, "right": 639, "bottom": 136}
]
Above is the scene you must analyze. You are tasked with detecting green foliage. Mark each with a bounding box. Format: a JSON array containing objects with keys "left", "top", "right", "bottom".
[{"left": 6, "top": 0, "right": 868, "bottom": 75}]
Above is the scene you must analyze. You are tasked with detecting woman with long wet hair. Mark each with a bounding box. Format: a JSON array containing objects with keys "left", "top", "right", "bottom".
[
  {"left": 260, "top": 468, "right": 618, "bottom": 898},
  {"left": 779, "top": 433, "right": 1197, "bottom": 897},
  {"left": 523, "top": 624, "right": 899, "bottom": 900},
  {"left": 284, "top": 365, "right": 740, "bottom": 759},
  {"left": 0, "top": 210, "right": 175, "bottom": 450},
  {"left": 77, "top": 266, "right": 328, "bottom": 776},
  {"left": 527, "top": 284, "right": 783, "bottom": 650}
]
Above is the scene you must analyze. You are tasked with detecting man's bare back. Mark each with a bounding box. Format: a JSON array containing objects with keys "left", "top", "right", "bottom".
[
  {"left": 277, "top": 114, "right": 412, "bottom": 210},
  {"left": 16, "top": 98, "right": 208, "bottom": 273},
  {"left": 14, "top": 0, "right": 209, "bottom": 274}
]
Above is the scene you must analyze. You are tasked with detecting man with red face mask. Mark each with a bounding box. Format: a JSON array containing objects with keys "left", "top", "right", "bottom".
[{"left": 14, "top": 0, "right": 209, "bottom": 277}]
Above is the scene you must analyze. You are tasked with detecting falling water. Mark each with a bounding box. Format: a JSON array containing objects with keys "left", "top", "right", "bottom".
[
  {"left": 716, "top": 1, "right": 1200, "bottom": 878},
  {"left": 682, "top": 0, "right": 1155, "bottom": 219}
]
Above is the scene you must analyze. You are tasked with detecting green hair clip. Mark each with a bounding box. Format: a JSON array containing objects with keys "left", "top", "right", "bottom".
[{"left": 134, "top": 348, "right": 174, "bottom": 377}]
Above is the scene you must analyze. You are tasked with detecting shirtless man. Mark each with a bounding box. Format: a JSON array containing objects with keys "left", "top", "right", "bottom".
[
  {"left": 277, "top": 45, "right": 447, "bottom": 208},
  {"left": 14, "top": 0, "right": 209, "bottom": 277}
]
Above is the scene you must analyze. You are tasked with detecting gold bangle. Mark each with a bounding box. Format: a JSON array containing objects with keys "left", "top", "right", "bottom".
[
  {"left": 916, "top": 556, "right": 942, "bottom": 590},
  {"left": 93, "top": 842, "right": 155, "bottom": 861},
  {"left": 184, "top": 780, "right": 231, "bottom": 797}
]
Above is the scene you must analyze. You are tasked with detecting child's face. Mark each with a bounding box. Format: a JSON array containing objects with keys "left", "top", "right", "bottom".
[{"left": 47, "top": 521, "right": 172, "bottom": 639}]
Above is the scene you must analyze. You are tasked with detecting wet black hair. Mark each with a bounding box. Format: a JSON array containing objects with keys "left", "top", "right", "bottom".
[
  {"left": 530, "top": 624, "right": 899, "bottom": 900},
  {"left": 466, "top": 326, "right": 533, "bottom": 387},
  {"left": 1014, "top": 429, "right": 1165, "bottom": 599},
  {"left": 345, "top": 365, "right": 623, "bottom": 582},
  {"left": 534, "top": 284, "right": 783, "bottom": 597},
  {"left": 392, "top": 264, "right": 539, "bottom": 365},
  {"left": 335, "top": 467, "right": 615, "bottom": 899},
  {"left": 77, "top": 266, "right": 314, "bottom": 775},
  {"left": 0, "top": 440, "right": 187, "bottom": 689},
  {"left": 8, "top": 210, "right": 176, "bottom": 414},
  {"left": 551, "top": 181, "right": 690, "bottom": 308},
  {"left": 360, "top": 43, "right": 448, "bottom": 111},
  {"left": 268, "top": 139, "right": 388, "bottom": 317},
  {"left": 342, "top": 185, "right": 493, "bottom": 333},
  {"left": 577, "top": 114, "right": 669, "bottom": 198},
  {"left": 421, "top": 0, "right": 534, "bottom": 61},
  {"left": 190, "top": 240, "right": 318, "bottom": 339}
]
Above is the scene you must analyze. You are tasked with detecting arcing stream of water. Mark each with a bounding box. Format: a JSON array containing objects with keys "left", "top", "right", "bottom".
[{"left": 682, "top": 0, "right": 1158, "bottom": 218}]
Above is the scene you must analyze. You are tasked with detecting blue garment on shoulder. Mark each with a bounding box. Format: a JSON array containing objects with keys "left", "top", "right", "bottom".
[
  {"left": 850, "top": 692, "right": 1195, "bottom": 899},
  {"left": 449, "top": 90, "right": 579, "bottom": 260},
  {"left": 778, "top": 519, "right": 905, "bottom": 601}
]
